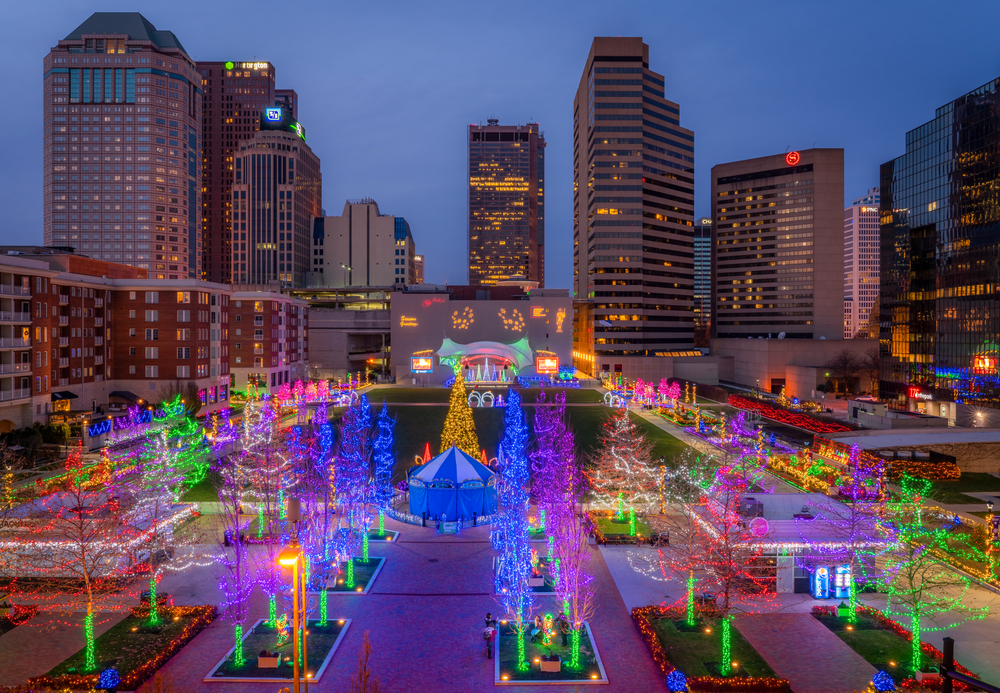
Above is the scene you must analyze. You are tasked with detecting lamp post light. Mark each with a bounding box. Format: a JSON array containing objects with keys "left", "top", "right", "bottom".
[
  {"left": 340, "top": 264, "right": 352, "bottom": 287},
  {"left": 278, "top": 545, "right": 302, "bottom": 693}
]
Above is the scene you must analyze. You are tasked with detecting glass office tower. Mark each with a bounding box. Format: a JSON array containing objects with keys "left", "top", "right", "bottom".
[{"left": 880, "top": 78, "right": 1000, "bottom": 420}]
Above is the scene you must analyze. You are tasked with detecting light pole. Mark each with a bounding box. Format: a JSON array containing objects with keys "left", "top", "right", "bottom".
[
  {"left": 340, "top": 264, "right": 352, "bottom": 287},
  {"left": 278, "top": 545, "right": 302, "bottom": 693}
]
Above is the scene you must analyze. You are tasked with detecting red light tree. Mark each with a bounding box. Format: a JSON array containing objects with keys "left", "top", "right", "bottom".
[{"left": 584, "top": 407, "right": 656, "bottom": 518}]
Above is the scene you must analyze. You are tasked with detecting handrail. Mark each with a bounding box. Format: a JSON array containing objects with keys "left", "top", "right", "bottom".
[{"left": 942, "top": 637, "right": 1000, "bottom": 693}]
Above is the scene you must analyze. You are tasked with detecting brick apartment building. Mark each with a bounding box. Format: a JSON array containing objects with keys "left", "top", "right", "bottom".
[
  {"left": 0, "top": 247, "right": 307, "bottom": 433},
  {"left": 229, "top": 286, "right": 308, "bottom": 393}
]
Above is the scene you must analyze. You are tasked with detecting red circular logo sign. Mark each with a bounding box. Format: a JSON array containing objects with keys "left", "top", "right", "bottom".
[{"left": 785, "top": 151, "right": 801, "bottom": 166}]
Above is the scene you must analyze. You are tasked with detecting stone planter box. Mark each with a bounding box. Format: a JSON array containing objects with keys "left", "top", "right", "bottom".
[
  {"left": 257, "top": 656, "right": 280, "bottom": 669},
  {"left": 915, "top": 669, "right": 940, "bottom": 683},
  {"left": 539, "top": 655, "right": 561, "bottom": 673},
  {"left": 528, "top": 576, "right": 544, "bottom": 587}
]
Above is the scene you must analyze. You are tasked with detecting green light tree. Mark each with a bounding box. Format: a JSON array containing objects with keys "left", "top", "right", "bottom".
[{"left": 860, "top": 475, "right": 989, "bottom": 673}]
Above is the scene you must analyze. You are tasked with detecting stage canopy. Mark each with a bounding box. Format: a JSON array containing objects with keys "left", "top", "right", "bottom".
[
  {"left": 408, "top": 445, "right": 497, "bottom": 521},
  {"left": 435, "top": 336, "right": 534, "bottom": 371}
]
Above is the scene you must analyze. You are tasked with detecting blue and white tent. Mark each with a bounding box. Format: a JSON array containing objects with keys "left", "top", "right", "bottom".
[{"left": 408, "top": 445, "right": 497, "bottom": 521}]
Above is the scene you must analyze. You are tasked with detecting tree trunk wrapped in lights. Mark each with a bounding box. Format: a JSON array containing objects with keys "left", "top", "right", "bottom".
[
  {"left": 551, "top": 510, "right": 596, "bottom": 669},
  {"left": 213, "top": 453, "right": 255, "bottom": 666},
  {"left": 440, "top": 373, "right": 480, "bottom": 457},
  {"left": 584, "top": 406, "right": 656, "bottom": 515}
]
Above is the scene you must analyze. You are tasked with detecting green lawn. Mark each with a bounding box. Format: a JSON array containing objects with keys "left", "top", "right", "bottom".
[
  {"left": 388, "top": 404, "right": 691, "bottom": 482},
  {"left": 592, "top": 514, "right": 653, "bottom": 538},
  {"left": 327, "top": 557, "right": 383, "bottom": 592},
  {"left": 180, "top": 470, "right": 221, "bottom": 502},
  {"left": 930, "top": 473, "right": 1000, "bottom": 505},
  {"left": 812, "top": 611, "right": 927, "bottom": 682},
  {"left": 651, "top": 616, "right": 777, "bottom": 678},
  {"left": 45, "top": 608, "right": 209, "bottom": 680}
]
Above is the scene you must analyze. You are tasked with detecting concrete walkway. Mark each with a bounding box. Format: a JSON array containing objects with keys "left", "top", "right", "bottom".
[{"left": 735, "top": 613, "right": 875, "bottom": 693}]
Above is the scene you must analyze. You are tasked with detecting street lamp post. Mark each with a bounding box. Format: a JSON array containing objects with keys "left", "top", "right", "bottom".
[
  {"left": 340, "top": 264, "right": 352, "bottom": 287},
  {"left": 278, "top": 545, "right": 302, "bottom": 693}
]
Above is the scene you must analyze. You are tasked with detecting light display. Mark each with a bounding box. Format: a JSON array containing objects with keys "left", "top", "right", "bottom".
[
  {"left": 492, "top": 388, "right": 534, "bottom": 669},
  {"left": 728, "top": 395, "right": 850, "bottom": 433},
  {"left": 440, "top": 374, "right": 480, "bottom": 457},
  {"left": 371, "top": 403, "right": 397, "bottom": 535},
  {"left": 499, "top": 307, "right": 525, "bottom": 331},
  {"left": 584, "top": 406, "right": 657, "bottom": 512},
  {"left": 452, "top": 306, "right": 474, "bottom": 329},
  {"left": 411, "top": 356, "right": 434, "bottom": 373},
  {"left": 858, "top": 474, "right": 989, "bottom": 672}
]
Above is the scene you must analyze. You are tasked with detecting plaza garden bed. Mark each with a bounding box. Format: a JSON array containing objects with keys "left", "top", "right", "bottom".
[
  {"left": 495, "top": 619, "right": 607, "bottom": 684},
  {"left": 366, "top": 528, "right": 399, "bottom": 542},
  {"left": 632, "top": 606, "right": 791, "bottom": 692},
  {"left": 204, "top": 617, "right": 349, "bottom": 682},
  {"left": 811, "top": 605, "right": 980, "bottom": 686},
  {"left": 30, "top": 605, "right": 216, "bottom": 691},
  {"left": 325, "top": 556, "right": 385, "bottom": 594}
]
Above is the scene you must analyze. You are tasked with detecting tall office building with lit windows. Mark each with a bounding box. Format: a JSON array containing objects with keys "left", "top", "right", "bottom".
[
  {"left": 43, "top": 12, "right": 202, "bottom": 280},
  {"left": 694, "top": 217, "right": 712, "bottom": 327},
  {"left": 230, "top": 104, "right": 321, "bottom": 286},
  {"left": 199, "top": 61, "right": 276, "bottom": 284},
  {"left": 880, "top": 78, "right": 1000, "bottom": 423},
  {"left": 711, "top": 149, "right": 844, "bottom": 340},
  {"left": 843, "top": 188, "right": 880, "bottom": 338},
  {"left": 468, "top": 120, "right": 545, "bottom": 286},
  {"left": 572, "top": 37, "right": 695, "bottom": 378}
]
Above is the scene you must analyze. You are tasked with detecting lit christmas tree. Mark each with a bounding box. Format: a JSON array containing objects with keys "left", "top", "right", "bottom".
[
  {"left": 440, "top": 373, "right": 480, "bottom": 457},
  {"left": 492, "top": 388, "right": 534, "bottom": 669},
  {"left": 584, "top": 407, "right": 656, "bottom": 515},
  {"left": 371, "top": 403, "right": 397, "bottom": 535}
]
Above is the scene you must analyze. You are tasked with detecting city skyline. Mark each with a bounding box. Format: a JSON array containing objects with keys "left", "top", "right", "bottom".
[{"left": 5, "top": 1, "right": 1000, "bottom": 290}]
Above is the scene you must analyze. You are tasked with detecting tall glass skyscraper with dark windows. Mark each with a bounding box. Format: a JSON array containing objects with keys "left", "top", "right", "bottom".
[
  {"left": 467, "top": 120, "right": 545, "bottom": 286},
  {"left": 880, "top": 78, "right": 1000, "bottom": 422},
  {"left": 572, "top": 37, "right": 695, "bottom": 374},
  {"left": 43, "top": 13, "right": 202, "bottom": 280},
  {"left": 693, "top": 217, "right": 712, "bottom": 327}
]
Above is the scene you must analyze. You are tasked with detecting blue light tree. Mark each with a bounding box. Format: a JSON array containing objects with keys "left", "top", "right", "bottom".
[
  {"left": 492, "top": 388, "right": 534, "bottom": 670},
  {"left": 371, "top": 402, "right": 397, "bottom": 536},
  {"left": 335, "top": 394, "right": 373, "bottom": 564}
]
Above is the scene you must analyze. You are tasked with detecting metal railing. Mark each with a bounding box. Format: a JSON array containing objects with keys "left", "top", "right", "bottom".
[
  {"left": 941, "top": 637, "right": 1000, "bottom": 693},
  {"left": 59, "top": 337, "right": 69, "bottom": 347},
  {"left": 94, "top": 337, "right": 104, "bottom": 346},
  {"left": 58, "top": 295, "right": 69, "bottom": 305},
  {"left": 0, "top": 363, "right": 31, "bottom": 374},
  {"left": 58, "top": 315, "right": 70, "bottom": 325},
  {"left": 0, "top": 338, "right": 30, "bottom": 348},
  {"left": 58, "top": 358, "right": 69, "bottom": 368},
  {"left": 94, "top": 318, "right": 104, "bottom": 327},
  {"left": 94, "top": 355, "right": 104, "bottom": 365},
  {"left": 94, "top": 298, "right": 104, "bottom": 307},
  {"left": 0, "top": 285, "right": 29, "bottom": 296},
  {"left": 0, "top": 388, "right": 30, "bottom": 402},
  {"left": 0, "top": 311, "right": 31, "bottom": 322}
]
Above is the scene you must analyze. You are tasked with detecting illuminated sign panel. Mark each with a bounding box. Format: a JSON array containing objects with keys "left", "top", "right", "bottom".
[
  {"left": 265, "top": 108, "right": 282, "bottom": 122},
  {"left": 908, "top": 387, "right": 933, "bottom": 401},
  {"left": 785, "top": 151, "right": 801, "bottom": 166},
  {"left": 399, "top": 316, "right": 417, "bottom": 327},
  {"left": 536, "top": 356, "right": 559, "bottom": 373},
  {"left": 531, "top": 306, "right": 548, "bottom": 318},
  {"left": 411, "top": 356, "right": 433, "bottom": 373}
]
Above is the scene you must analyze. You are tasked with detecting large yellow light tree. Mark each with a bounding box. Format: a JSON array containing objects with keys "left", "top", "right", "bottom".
[{"left": 441, "top": 373, "right": 480, "bottom": 457}]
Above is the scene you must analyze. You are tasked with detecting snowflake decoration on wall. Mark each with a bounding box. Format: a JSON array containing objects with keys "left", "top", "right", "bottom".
[
  {"left": 452, "top": 306, "right": 474, "bottom": 329},
  {"left": 499, "top": 307, "right": 525, "bottom": 331}
]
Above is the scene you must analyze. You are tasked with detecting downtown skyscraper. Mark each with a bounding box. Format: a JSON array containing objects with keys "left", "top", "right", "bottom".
[
  {"left": 468, "top": 120, "right": 545, "bottom": 286},
  {"left": 198, "top": 60, "right": 300, "bottom": 284},
  {"left": 573, "top": 37, "right": 695, "bottom": 372},
  {"left": 43, "top": 12, "right": 202, "bottom": 280}
]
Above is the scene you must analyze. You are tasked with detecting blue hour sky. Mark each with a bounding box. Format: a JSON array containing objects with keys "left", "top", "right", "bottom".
[{"left": 3, "top": 0, "right": 999, "bottom": 290}]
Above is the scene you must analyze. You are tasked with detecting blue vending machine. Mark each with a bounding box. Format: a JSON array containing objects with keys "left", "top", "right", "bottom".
[
  {"left": 833, "top": 564, "right": 852, "bottom": 599},
  {"left": 809, "top": 566, "right": 830, "bottom": 599}
]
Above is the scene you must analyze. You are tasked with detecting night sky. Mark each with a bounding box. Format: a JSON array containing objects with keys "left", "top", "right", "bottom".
[{"left": 3, "top": 0, "right": 999, "bottom": 289}]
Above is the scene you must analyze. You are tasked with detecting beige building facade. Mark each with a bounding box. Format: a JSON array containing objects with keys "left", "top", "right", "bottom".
[{"left": 711, "top": 148, "right": 844, "bottom": 341}]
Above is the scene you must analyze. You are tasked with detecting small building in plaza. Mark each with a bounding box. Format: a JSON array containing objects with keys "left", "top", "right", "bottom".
[{"left": 390, "top": 285, "right": 572, "bottom": 386}]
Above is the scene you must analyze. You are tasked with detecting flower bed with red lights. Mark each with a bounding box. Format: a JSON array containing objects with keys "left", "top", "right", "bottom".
[
  {"left": 632, "top": 606, "right": 791, "bottom": 692},
  {"left": 28, "top": 605, "right": 216, "bottom": 691},
  {"left": 811, "top": 605, "right": 977, "bottom": 689},
  {"left": 0, "top": 604, "right": 38, "bottom": 637},
  {"left": 728, "top": 395, "right": 851, "bottom": 433}
]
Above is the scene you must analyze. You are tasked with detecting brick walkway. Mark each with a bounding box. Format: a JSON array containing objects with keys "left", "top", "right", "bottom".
[
  {"left": 734, "top": 613, "right": 876, "bottom": 693},
  {"left": 133, "top": 516, "right": 667, "bottom": 692}
]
